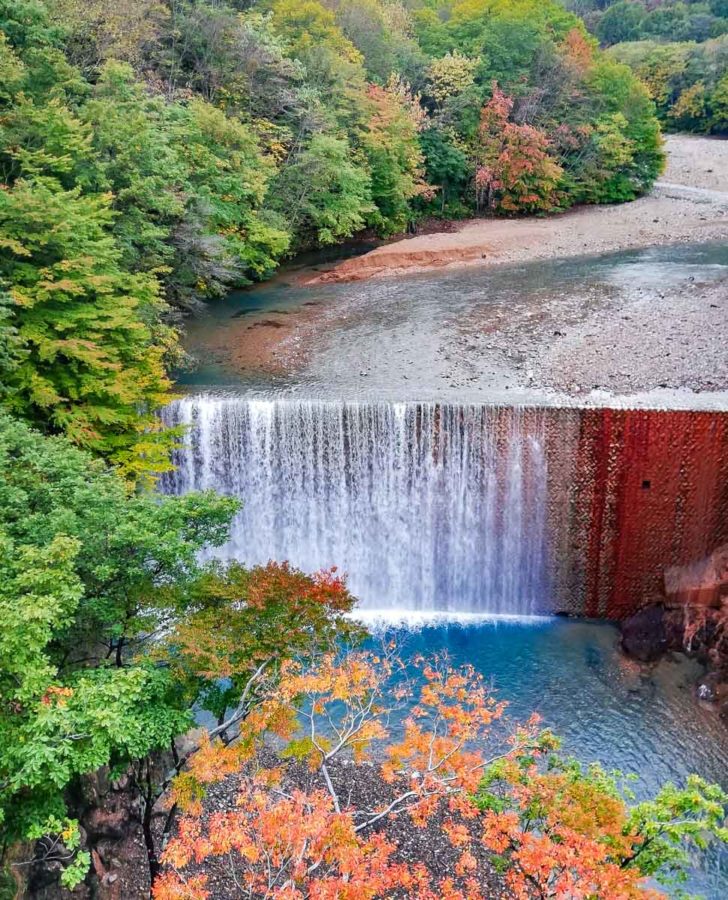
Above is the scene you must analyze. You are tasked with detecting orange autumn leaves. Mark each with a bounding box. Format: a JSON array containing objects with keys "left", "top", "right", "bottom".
[
  {"left": 476, "top": 84, "right": 564, "bottom": 214},
  {"left": 155, "top": 785, "right": 428, "bottom": 900},
  {"left": 161, "top": 561, "right": 360, "bottom": 683},
  {"left": 153, "top": 651, "right": 667, "bottom": 899}
]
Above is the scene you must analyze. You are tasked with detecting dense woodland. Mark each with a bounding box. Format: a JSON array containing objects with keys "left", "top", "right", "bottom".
[
  {"left": 567, "top": 0, "right": 728, "bottom": 130},
  {"left": 1, "top": 2, "right": 726, "bottom": 898}
]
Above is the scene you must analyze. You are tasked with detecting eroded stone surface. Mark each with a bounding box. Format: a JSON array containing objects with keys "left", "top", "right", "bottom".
[{"left": 665, "top": 544, "right": 728, "bottom": 608}]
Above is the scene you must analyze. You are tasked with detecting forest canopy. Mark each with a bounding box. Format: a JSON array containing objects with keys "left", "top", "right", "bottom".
[{"left": 565, "top": 0, "right": 728, "bottom": 130}]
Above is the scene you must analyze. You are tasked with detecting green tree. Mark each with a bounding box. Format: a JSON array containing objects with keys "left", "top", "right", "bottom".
[
  {"left": 420, "top": 126, "right": 471, "bottom": 214},
  {"left": 609, "top": 35, "right": 728, "bottom": 134},
  {"left": 79, "top": 61, "right": 186, "bottom": 280},
  {"left": 334, "top": 0, "right": 401, "bottom": 83},
  {"left": 710, "top": 70, "right": 728, "bottom": 130},
  {"left": 167, "top": 98, "right": 290, "bottom": 302},
  {"left": 0, "top": 414, "right": 360, "bottom": 888},
  {"left": 0, "top": 178, "right": 176, "bottom": 474},
  {"left": 360, "top": 81, "right": 430, "bottom": 234},
  {"left": 596, "top": 1, "right": 646, "bottom": 45},
  {"left": 583, "top": 56, "right": 664, "bottom": 197},
  {"left": 265, "top": 0, "right": 367, "bottom": 109},
  {"left": 0, "top": 413, "right": 235, "bottom": 879},
  {"left": 271, "top": 133, "right": 374, "bottom": 246}
]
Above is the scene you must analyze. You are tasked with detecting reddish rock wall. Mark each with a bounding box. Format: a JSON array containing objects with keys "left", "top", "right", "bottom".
[{"left": 547, "top": 408, "right": 728, "bottom": 619}]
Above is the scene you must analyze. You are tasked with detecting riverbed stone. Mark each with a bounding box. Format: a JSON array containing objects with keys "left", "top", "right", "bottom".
[{"left": 620, "top": 605, "right": 667, "bottom": 662}]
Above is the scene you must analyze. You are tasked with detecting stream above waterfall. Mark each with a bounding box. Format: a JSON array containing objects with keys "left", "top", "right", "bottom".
[{"left": 178, "top": 242, "right": 728, "bottom": 408}]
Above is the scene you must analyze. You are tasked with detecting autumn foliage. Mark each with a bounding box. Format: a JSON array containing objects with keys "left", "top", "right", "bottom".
[
  {"left": 151, "top": 650, "right": 726, "bottom": 899},
  {"left": 475, "top": 84, "right": 564, "bottom": 214}
]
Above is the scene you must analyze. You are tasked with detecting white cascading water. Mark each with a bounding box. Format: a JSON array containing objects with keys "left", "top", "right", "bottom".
[{"left": 160, "top": 396, "right": 550, "bottom": 615}]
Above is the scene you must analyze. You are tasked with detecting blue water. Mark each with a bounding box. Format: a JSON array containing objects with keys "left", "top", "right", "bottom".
[{"left": 362, "top": 617, "right": 728, "bottom": 897}]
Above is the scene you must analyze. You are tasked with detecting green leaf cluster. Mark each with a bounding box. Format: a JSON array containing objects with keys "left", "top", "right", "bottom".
[
  {"left": 610, "top": 35, "right": 728, "bottom": 133},
  {"left": 0, "top": 414, "right": 361, "bottom": 886},
  {"left": 567, "top": 0, "right": 728, "bottom": 132},
  {"left": 0, "top": 413, "right": 236, "bottom": 853}
]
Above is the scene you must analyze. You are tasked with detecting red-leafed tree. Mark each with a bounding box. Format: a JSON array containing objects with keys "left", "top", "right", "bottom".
[
  {"left": 475, "top": 83, "right": 564, "bottom": 214},
  {"left": 152, "top": 650, "right": 726, "bottom": 899}
]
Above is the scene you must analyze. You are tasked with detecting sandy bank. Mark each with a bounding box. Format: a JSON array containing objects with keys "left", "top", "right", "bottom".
[{"left": 306, "top": 136, "right": 728, "bottom": 285}]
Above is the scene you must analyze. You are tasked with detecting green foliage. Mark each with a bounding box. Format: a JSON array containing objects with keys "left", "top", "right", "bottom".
[
  {"left": 627, "top": 775, "right": 728, "bottom": 888},
  {"left": 571, "top": 0, "right": 728, "bottom": 48},
  {"left": 571, "top": 0, "right": 728, "bottom": 131},
  {"left": 421, "top": 127, "right": 471, "bottom": 214},
  {"left": 0, "top": 176, "right": 175, "bottom": 471},
  {"left": 335, "top": 0, "right": 425, "bottom": 85},
  {"left": 271, "top": 133, "right": 374, "bottom": 247},
  {"left": 597, "top": 2, "right": 646, "bottom": 46},
  {"left": 0, "top": 414, "right": 363, "bottom": 887},
  {"left": 167, "top": 97, "right": 290, "bottom": 296},
  {"left": 610, "top": 35, "right": 728, "bottom": 133},
  {"left": 26, "top": 817, "right": 90, "bottom": 888},
  {"left": 0, "top": 413, "right": 233, "bottom": 859}
]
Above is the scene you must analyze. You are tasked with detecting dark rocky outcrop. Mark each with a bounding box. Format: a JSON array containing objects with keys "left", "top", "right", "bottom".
[
  {"left": 621, "top": 542, "right": 728, "bottom": 723},
  {"left": 620, "top": 604, "right": 668, "bottom": 662},
  {"left": 23, "top": 769, "right": 152, "bottom": 900}
]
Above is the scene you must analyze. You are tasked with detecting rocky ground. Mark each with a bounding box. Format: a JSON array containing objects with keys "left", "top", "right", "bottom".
[
  {"left": 158, "top": 755, "right": 507, "bottom": 900},
  {"left": 308, "top": 135, "right": 728, "bottom": 285},
  {"left": 621, "top": 542, "right": 728, "bottom": 723},
  {"left": 446, "top": 271, "right": 728, "bottom": 399}
]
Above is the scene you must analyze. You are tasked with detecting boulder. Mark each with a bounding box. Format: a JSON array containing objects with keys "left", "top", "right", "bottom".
[
  {"left": 620, "top": 604, "right": 667, "bottom": 662},
  {"left": 82, "top": 808, "right": 131, "bottom": 841}
]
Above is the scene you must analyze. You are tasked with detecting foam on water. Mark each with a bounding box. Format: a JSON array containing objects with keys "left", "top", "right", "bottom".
[{"left": 350, "top": 609, "right": 553, "bottom": 630}]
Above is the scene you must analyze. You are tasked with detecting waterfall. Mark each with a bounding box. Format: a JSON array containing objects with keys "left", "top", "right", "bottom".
[{"left": 161, "top": 395, "right": 550, "bottom": 615}]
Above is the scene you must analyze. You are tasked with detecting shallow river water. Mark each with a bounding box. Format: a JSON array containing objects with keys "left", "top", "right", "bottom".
[{"left": 180, "top": 242, "right": 728, "bottom": 408}]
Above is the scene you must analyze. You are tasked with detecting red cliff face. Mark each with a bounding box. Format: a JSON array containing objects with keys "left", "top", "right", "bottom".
[
  {"left": 547, "top": 408, "right": 728, "bottom": 619},
  {"left": 665, "top": 543, "right": 728, "bottom": 608}
]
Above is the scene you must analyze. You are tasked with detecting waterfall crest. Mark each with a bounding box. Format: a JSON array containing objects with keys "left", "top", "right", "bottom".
[{"left": 161, "top": 396, "right": 550, "bottom": 615}]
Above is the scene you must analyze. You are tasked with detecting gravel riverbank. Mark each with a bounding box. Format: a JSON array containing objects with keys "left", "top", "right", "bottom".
[
  {"left": 306, "top": 136, "right": 727, "bottom": 285},
  {"left": 183, "top": 136, "right": 728, "bottom": 403}
]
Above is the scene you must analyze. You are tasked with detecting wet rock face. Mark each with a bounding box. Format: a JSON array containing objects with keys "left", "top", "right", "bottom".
[
  {"left": 665, "top": 543, "right": 728, "bottom": 609},
  {"left": 621, "top": 584, "right": 728, "bottom": 722}
]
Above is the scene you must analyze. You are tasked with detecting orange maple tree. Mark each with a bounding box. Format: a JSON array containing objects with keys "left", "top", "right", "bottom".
[
  {"left": 148, "top": 647, "right": 719, "bottom": 899},
  {"left": 475, "top": 83, "right": 564, "bottom": 214}
]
